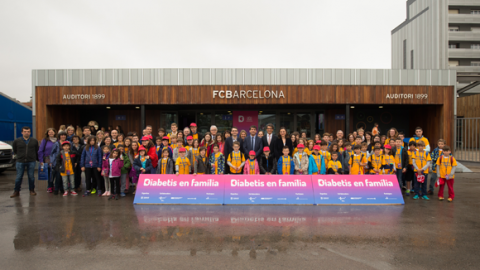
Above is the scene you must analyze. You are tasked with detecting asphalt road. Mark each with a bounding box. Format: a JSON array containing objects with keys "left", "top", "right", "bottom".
[{"left": 0, "top": 170, "right": 479, "bottom": 269}]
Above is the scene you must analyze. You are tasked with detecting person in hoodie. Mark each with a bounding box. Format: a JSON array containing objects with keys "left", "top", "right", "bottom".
[
  {"left": 259, "top": 147, "right": 276, "bottom": 175},
  {"left": 244, "top": 151, "right": 260, "bottom": 175},
  {"left": 293, "top": 144, "right": 309, "bottom": 175},
  {"left": 105, "top": 149, "right": 124, "bottom": 201},
  {"left": 409, "top": 127, "right": 431, "bottom": 153},
  {"left": 49, "top": 131, "right": 68, "bottom": 195},
  {"left": 80, "top": 136, "right": 103, "bottom": 196},
  {"left": 38, "top": 128, "right": 57, "bottom": 193},
  {"left": 309, "top": 145, "right": 327, "bottom": 175}
]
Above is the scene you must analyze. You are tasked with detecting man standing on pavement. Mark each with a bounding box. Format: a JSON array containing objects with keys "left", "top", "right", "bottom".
[
  {"left": 11, "top": 126, "right": 39, "bottom": 198},
  {"left": 261, "top": 124, "right": 277, "bottom": 157}
]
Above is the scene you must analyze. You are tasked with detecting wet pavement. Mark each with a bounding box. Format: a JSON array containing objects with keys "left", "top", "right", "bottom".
[{"left": 0, "top": 170, "right": 479, "bottom": 269}]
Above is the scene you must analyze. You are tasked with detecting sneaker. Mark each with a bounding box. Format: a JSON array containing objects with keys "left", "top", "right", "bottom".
[
  {"left": 413, "top": 195, "right": 419, "bottom": 200},
  {"left": 91, "top": 188, "right": 96, "bottom": 194},
  {"left": 84, "top": 190, "right": 91, "bottom": 196},
  {"left": 439, "top": 197, "right": 444, "bottom": 201},
  {"left": 447, "top": 198, "right": 453, "bottom": 202},
  {"left": 422, "top": 195, "right": 430, "bottom": 200},
  {"left": 47, "top": 187, "right": 53, "bottom": 193},
  {"left": 121, "top": 193, "right": 126, "bottom": 197},
  {"left": 71, "top": 191, "right": 78, "bottom": 196},
  {"left": 63, "top": 192, "right": 68, "bottom": 197}
]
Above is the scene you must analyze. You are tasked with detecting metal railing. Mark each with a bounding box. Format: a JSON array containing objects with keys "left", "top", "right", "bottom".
[{"left": 455, "top": 117, "right": 480, "bottom": 162}]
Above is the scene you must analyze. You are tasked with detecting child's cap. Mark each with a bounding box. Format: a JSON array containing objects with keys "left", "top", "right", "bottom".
[
  {"left": 263, "top": 147, "right": 270, "bottom": 152},
  {"left": 141, "top": 136, "right": 150, "bottom": 141},
  {"left": 147, "top": 135, "right": 153, "bottom": 140},
  {"left": 62, "top": 141, "right": 71, "bottom": 146},
  {"left": 313, "top": 145, "right": 320, "bottom": 150},
  {"left": 162, "top": 136, "right": 169, "bottom": 141},
  {"left": 179, "top": 147, "right": 186, "bottom": 152},
  {"left": 187, "top": 136, "right": 193, "bottom": 140},
  {"left": 249, "top": 150, "right": 256, "bottom": 156},
  {"left": 297, "top": 144, "right": 305, "bottom": 149},
  {"left": 316, "top": 140, "right": 321, "bottom": 144},
  {"left": 190, "top": 123, "right": 197, "bottom": 127},
  {"left": 138, "top": 146, "right": 146, "bottom": 151},
  {"left": 384, "top": 145, "right": 392, "bottom": 150}
]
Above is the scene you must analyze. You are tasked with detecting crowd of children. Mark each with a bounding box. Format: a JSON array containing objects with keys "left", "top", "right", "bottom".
[{"left": 37, "top": 123, "right": 458, "bottom": 202}]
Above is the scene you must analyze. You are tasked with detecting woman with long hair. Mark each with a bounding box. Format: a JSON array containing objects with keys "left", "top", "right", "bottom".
[
  {"left": 384, "top": 128, "right": 399, "bottom": 146},
  {"left": 96, "top": 130, "right": 104, "bottom": 147},
  {"left": 38, "top": 128, "right": 57, "bottom": 193},
  {"left": 291, "top": 134, "right": 297, "bottom": 149},
  {"left": 240, "top": 130, "right": 247, "bottom": 141},
  {"left": 141, "top": 137, "right": 158, "bottom": 174},
  {"left": 201, "top": 132, "right": 214, "bottom": 157},
  {"left": 215, "top": 134, "right": 225, "bottom": 155},
  {"left": 275, "top": 127, "right": 293, "bottom": 159},
  {"left": 81, "top": 136, "right": 102, "bottom": 196}
]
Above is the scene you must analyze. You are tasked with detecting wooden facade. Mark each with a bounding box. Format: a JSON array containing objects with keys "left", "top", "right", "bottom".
[{"left": 36, "top": 85, "right": 454, "bottom": 146}]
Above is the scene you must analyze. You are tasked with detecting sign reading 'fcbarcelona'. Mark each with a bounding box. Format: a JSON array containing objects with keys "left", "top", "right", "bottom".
[{"left": 134, "top": 175, "right": 404, "bottom": 205}]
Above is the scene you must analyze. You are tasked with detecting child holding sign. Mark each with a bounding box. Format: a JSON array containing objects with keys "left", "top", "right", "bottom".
[
  {"left": 294, "top": 144, "right": 309, "bottom": 175},
  {"left": 227, "top": 141, "right": 245, "bottom": 175},
  {"left": 209, "top": 144, "right": 225, "bottom": 175},
  {"left": 349, "top": 145, "right": 367, "bottom": 175},
  {"left": 156, "top": 148, "right": 174, "bottom": 174},
  {"left": 133, "top": 146, "right": 152, "bottom": 180},
  {"left": 412, "top": 141, "right": 431, "bottom": 200},
  {"left": 175, "top": 148, "right": 191, "bottom": 175},
  {"left": 436, "top": 146, "right": 457, "bottom": 202},
  {"left": 194, "top": 147, "right": 209, "bottom": 175},
  {"left": 309, "top": 145, "right": 326, "bottom": 175},
  {"left": 244, "top": 151, "right": 260, "bottom": 174},
  {"left": 368, "top": 146, "right": 383, "bottom": 175},
  {"left": 382, "top": 145, "right": 396, "bottom": 175},
  {"left": 327, "top": 152, "right": 343, "bottom": 175},
  {"left": 277, "top": 146, "right": 295, "bottom": 175}
]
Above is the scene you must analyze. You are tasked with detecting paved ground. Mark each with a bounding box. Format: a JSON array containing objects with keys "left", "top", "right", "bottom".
[{"left": 0, "top": 170, "right": 479, "bottom": 270}]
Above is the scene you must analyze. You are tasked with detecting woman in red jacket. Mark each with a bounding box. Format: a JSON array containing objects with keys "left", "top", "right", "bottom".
[{"left": 141, "top": 137, "right": 158, "bottom": 174}]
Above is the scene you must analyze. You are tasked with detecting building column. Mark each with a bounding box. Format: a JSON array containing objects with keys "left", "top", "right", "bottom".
[{"left": 345, "top": 104, "right": 350, "bottom": 135}]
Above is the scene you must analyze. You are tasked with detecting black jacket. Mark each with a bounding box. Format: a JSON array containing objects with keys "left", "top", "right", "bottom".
[
  {"left": 261, "top": 133, "right": 278, "bottom": 157},
  {"left": 394, "top": 147, "right": 409, "bottom": 170},
  {"left": 259, "top": 154, "right": 277, "bottom": 174},
  {"left": 225, "top": 136, "right": 244, "bottom": 163},
  {"left": 12, "top": 137, "right": 39, "bottom": 163},
  {"left": 274, "top": 137, "right": 293, "bottom": 160}
]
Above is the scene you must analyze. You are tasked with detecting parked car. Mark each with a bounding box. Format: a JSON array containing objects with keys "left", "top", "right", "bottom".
[{"left": 0, "top": 141, "right": 15, "bottom": 173}]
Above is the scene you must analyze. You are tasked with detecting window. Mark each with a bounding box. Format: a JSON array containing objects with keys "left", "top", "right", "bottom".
[
  {"left": 449, "top": 60, "right": 459, "bottom": 67},
  {"left": 258, "top": 112, "right": 276, "bottom": 135},
  {"left": 214, "top": 112, "right": 233, "bottom": 133},
  {"left": 472, "top": 44, "right": 480, "bottom": 49},
  {"left": 411, "top": 50, "right": 414, "bottom": 69},
  {"left": 403, "top": 40, "right": 407, "bottom": 69},
  {"left": 471, "top": 10, "right": 480, "bottom": 15},
  {"left": 296, "top": 113, "right": 312, "bottom": 138},
  {"left": 449, "top": 9, "right": 459, "bottom": 14},
  {"left": 472, "top": 62, "right": 480, "bottom": 66},
  {"left": 160, "top": 113, "right": 177, "bottom": 133},
  {"left": 449, "top": 27, "right": 459, "bottom": 31},
  {"left": 197, "top": 113, "right": 212, "bottom": 134},
  {"left": 472, "top": 27, "right": 480, "bottom": 32},
  {"left": 449, "top": 44, "right": 458, "bottom": 49},
  {"left": 279, "top": 113, "right": 294, "bottom": 135}
]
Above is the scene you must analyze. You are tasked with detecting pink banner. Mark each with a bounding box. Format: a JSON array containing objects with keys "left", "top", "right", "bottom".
[{"left": 233, "top": 111, "right": 258, "bottom": 132}]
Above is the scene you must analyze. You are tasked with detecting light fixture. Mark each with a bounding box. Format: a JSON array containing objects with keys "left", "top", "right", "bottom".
[
  {"left": 379, "top": 106, "right": 383, "bottom": 108},
  {"left": 350, "top": 106, "right": 355, "bottom": 109},
  {"left": 135, "top": 106, "right": 140, "bottom": 109},
  {"left": 259, "top": 111, "right": 263, "bottom": 113},
  {"left": 227, "top": 111, "right": 231, "bottom": 113},
  {"left": 287, "top": 112, "right": 291, "bottom": 115},
  {"left": 106, "top": 106, "right": 111, "bottom": 109},
  {"left": 200, "top": 113, "right": 203, "bottom": 115}
]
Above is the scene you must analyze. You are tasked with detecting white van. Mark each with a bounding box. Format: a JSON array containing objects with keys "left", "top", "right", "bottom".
[{"left": 0, "top": 141, "right": 15, "bottom": 173}]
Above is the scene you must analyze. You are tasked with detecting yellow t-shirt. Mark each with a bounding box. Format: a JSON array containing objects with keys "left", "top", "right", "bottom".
[
  {"left": 382, "top": 155, "right": 396, "bottom": 175},
  {"left": 212, "top": 153, "right": 222, "bottom": 175},
  {"left": 395, "top": 148, "right": 403, "bottom": 169},
  {"left": 60, "top": 152, "right": 74, "bottom": 177},
  {"left": 167, "top": 132, "right": 178, "bottom": 144},
  {"left": 328, "top": 160, "right": 342, "bottom": 173},
  {"left": 311, "top": 154, "right": 323, "bottom": 172},
  {"left": 407, "top": 149, "right": 415, "bottom": 165},
  {"left": 320, "top": 150, "right": 331, "bottom": 163},
  {"left": 171, "top": 144, "right": 178, "bottom": 150},
  {"left": 281, "top": 156, "right": 292, "bottom": 175},
  {"left": 228, "top": 151, "right": 245, "bottom": 174},
  {"left": 409, "top": 137, "right": 430, "bottom": 148},
  {"left": 175, "top": 157, "right": 191, "bottom": 174},
  {"left": 436, "top": 155, "right": 457, "bottom": 179},
  {"left": 349, "top": 154, "right": 367, "bottom": 175},
  {"left": 247, "top": 159, "right": 256, "bottom": 175},
  {"left": 160, "top": 158, "right": 169, "bottom": 174},
  {"left": 192, "top": 133, "right": 199, "bottom": 141},
  {"left": 190, "top": 148, "right": 199, "bottom": 167},
  {"left": 368, "top": 154, "right": 383, "bottom": 174},
  {"left": 413, "top": 151, "right": 431, "bottom": 174}
]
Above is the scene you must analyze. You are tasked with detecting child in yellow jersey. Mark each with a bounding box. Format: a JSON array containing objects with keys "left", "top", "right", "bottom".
[
  {"left": 394, "top": 138, "right": 408, "bottom": 191},
  {"left": 349, "top": 145, "right": 367, "bottom": 175},
  {"left": 405, "top": 141, "right": 417, "bottom": 195},
  {"left": 185, "top": 136, "right": 194, "bottom": 151},
  {"left": 320, "top": 141, "right": 331, "bottom": 163},
  {"left": 156, "top": 148, "right": 174, "bottom": 174},
  {"left": 382, "top": 145, "right": 396, "bottom": 175},
  {"left": 435, "top": 145, "right": 457, "bottom": 202},
  {"left": 368, "top": 146, "right": 383, "bottom": 175},
  {"left": 337, "top": 139, "right": 345, "bottom": 154},
  {"left": 189, "top": 139, "right": 200, "bottom": 173},
  {"left": 277, "top": 146, "right": 295, "bottom": 175},
  {"left": 327, "top": 152, "right": 343, "bottom": 175},
  {"left": 342, "top": 142, "right": 354, "bottom": 174},
  {"left": 294, "top": 143, "right": 309, "bottom": 175},
  {"left": 353, "top": 136, "right": 363, "bottom": 147},
  {"left": 412, "top": 141, "right": 431, "bottom": 200},
  {"left": 209, "top": 144, "right": 225, "bottom": 174},
  {"left": 56, "top": 141, "right": 77, "bottom": 196},
  {"left": 293, "top": 139, "right": 307, "bottom": 156},
  {"left": 429, "top": 139, "right": 445, "bottom": 195},
  {"left": 173, "top": 139, "right": 185, "bottom": 162},
  {"left": 193, "top": 147, "right": 209, "bottom": 175},
  {"left": 309, "top": 145, "right": 326, "bottom": 175},
  {"left": 244, "top": 151, "right": 260, "bottom": 174},
  {"left": 227, "top": 141, "right": 245, "bottom": 174},
  {"left": 167, "top": 123, "right": 178, "bottom": 144},
  {"left": 175, "top": 148, "right": 191, "bottom": 175},
  {"left": 409, "top": 127, "right": 431, "bottom": 153}
]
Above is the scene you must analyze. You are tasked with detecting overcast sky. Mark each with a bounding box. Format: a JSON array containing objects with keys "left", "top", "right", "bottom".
[{"left": 0, "top": 0, "right": 406, "bottom": 101}]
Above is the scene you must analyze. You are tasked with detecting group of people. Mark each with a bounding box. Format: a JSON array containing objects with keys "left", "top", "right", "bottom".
[{"left": 11, "top": 122, "right": 458, "bottom": 202}]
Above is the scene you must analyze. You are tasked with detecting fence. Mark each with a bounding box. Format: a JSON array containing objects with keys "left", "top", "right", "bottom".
[{"left": 455, "top": 117, "right": 480, "bottom": 162}]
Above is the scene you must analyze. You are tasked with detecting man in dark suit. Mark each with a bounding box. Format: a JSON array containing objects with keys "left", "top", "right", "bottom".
[
  {"left": 243, "top": 125, "right": 263, "bottom": 159},
  {"left": 261, "top": 123, "right": 277, "bottom": 157}
]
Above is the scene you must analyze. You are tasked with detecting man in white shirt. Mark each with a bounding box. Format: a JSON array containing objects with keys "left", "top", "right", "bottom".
[{"left": 261, "top": 123, "right": 277, "bottom": 157}]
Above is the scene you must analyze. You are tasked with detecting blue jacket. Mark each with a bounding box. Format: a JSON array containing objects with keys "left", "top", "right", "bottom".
[
  {"left": 308, "top": 154, "right": 326, "bottom": 175},
  {"left": 157, "top": 145, "right": 173, "bottom": 159},
  {"left": 49, "top": 141, "right": 62, "bottom": 167},
  {"left": 80, "top": 146, "right": 103, "bottom": 168},
  {"left": 276, "top": 156, "right": 295, "bottom": 175},
  {"left": 133, "top": 156, "right": 153, "bottom": 176}
]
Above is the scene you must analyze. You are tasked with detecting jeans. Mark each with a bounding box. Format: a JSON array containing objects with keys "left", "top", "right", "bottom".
[
  {"left": 395, "top": 169, "right": 404, "bottom": 188},
  {"left": 84, "top": 168, "right": 99, "bottom": 191},
  {"left": 14, "top": 161, "right": 36, "bottom": 192},
  {"left": 74, "top": 164, "right": 82, "bottom": 189},
  {"left": 428, "top": 172, "right": 437, "bottom": 192},
  {"left": 120, "top": 173, "right": 129, "bottom": 192},
  {"left": 61, "top": 175, "right": 75, "bottom": 191}
]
